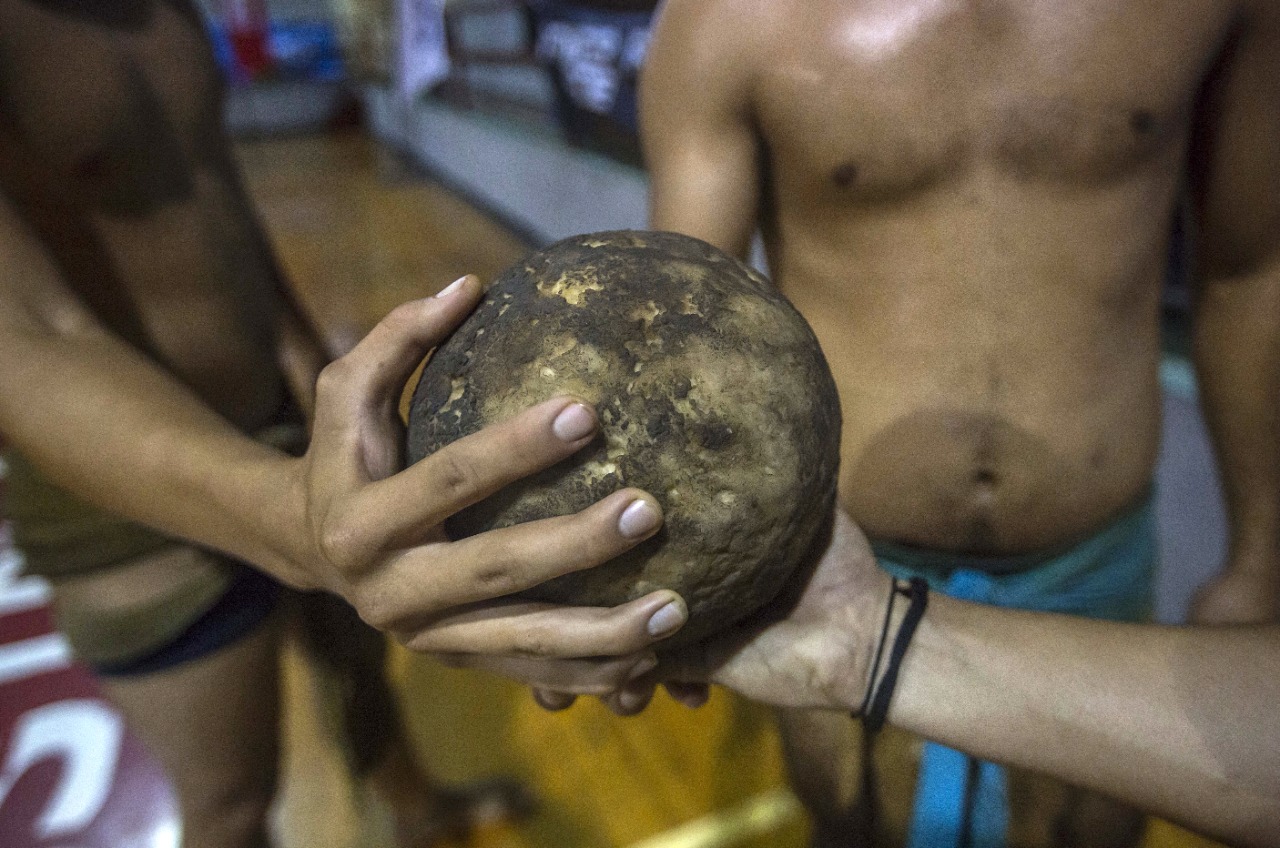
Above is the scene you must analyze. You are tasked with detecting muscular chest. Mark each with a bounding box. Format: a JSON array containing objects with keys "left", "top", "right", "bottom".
[
  {"left": 0, "top": 0, "right": 221, "bottom": 215},
  {"left": 754, "top": 0, "right": 1237, "bottom": 203}
]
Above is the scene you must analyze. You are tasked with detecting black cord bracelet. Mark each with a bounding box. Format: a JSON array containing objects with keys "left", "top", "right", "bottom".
[
  {"left": 856, "top": 578, "right": 898, "bottom": 719},
  {"left": 862, "top": 577, "right": 929, "bottom": 735}
]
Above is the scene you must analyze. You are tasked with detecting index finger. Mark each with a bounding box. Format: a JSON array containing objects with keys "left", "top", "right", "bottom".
[{"left": 342, "top": 395, "right": 602, "bottom": 549}]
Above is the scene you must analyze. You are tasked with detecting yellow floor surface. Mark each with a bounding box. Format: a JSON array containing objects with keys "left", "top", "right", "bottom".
[{"left": 236, "top": 130, "right": 1225, "bottom": 848}]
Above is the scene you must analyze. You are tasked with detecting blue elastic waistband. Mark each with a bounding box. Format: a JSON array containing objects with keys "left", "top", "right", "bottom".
[{"left": 872, "top": 496, "right": 1156, "bottom": 620}]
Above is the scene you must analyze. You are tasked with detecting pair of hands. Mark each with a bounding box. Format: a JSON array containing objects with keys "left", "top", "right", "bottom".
[
  {"left": 270, "top": 275, "right": 685, "bottom": 695},
  {"left": 268, "top": 273, "right": 892, "bottom": 710},
  {"left": 533, "top": 507, "right": 893, "bottom": 716},
  {"left": 265, "top": 270, "right": 1280, "bottom": 715}
]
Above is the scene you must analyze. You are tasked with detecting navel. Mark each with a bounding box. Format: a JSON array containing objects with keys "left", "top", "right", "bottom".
[
  {"left": 830, "top": 161, "right": 859, "bottom": 189},
  {"left": 1129, "top": 109, "right": 1156, "bottom": 136},
  {"left": 972, "top": 468, "right": 999, "bottom": 486}
]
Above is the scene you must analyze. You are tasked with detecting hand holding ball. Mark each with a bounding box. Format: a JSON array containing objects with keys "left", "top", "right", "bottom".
[{"left": 407, "top": 231, "right": 841, "bottom": 647}]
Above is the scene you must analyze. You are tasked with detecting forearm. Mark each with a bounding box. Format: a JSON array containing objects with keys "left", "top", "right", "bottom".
[
  {"left": 886, "top": 596, "right": 1280, "bottom": 846},
  {"left": 0, "top": 198, "right": 308, "bottom": 582},
  {"left": 1193, "top": 265, "right": 1280, "bottom": 564},
  {"left": 0, "top": 320, "right": 306, "bottom": 577}
]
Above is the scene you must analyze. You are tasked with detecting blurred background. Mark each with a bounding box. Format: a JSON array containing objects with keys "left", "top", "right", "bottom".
[{"left": 0, "top": 1, "right": 1228, "bottom": 847}]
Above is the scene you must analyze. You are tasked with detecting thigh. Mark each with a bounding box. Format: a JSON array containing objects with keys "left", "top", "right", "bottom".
[
  {"left": 776, "top": 707, "right": 863, "bottom": 810},
  {"left": 775, "top": 707, "right": 873, "bottom": 845},
  {"left": 47, "top": 550, "right": 285, "bottom": 848},
  {"left": 290, "top": 590, "right": 398, "bottom": 777},
  {"left": 47, "top": 544, "right": 235, "bottom": 667},
  {"left": 1008, "top": 770, "right": 1146, "bottom": 848},
  {"left": 100, "top": 611, "right": 284, "bottom": 848}
]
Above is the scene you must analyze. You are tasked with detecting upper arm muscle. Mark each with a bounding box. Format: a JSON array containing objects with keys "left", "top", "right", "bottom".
[
  {"left": 639, "top": 0, "right": 763, "bottom": 259},
  {"left": 1190, "top": 2, "right": 1280, "bottom": 280}
]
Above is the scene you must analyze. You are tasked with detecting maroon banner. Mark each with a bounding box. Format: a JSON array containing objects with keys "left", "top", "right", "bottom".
[{"left": 0, "top": 467, "right": 179, "bottom": 848}]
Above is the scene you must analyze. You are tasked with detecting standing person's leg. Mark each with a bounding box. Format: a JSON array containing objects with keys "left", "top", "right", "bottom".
[
  {"left": 100, "top": 624, "right": 283, "bottom": 848},
  {"left": 292, "top": 591, "right": 533, "bottom": 847},
  {"left": 776, "top": 707, "right": 875, "bottom": 847},
  {"left": 50, "top": 547, "right": 285, "bottom": 848}
]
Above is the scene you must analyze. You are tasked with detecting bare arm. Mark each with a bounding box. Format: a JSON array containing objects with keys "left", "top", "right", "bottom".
[
  {"left": 0, "top": 192, "right": 689, "bottom": 677},
  {"left": 893, "top": 599, "right": 1280, "bottom": 846},
  {"left": 0, "top": 190, "right": 293, "bottom": 568},
  {"left": 1187, "top": 1, "right": 1280, "bottom": 623},
  {"left": 639, "top": 0, "right": 762, "bottom": 258},
  {"left": 663, "top": 511, "right": 1280, "bottom": 847}
]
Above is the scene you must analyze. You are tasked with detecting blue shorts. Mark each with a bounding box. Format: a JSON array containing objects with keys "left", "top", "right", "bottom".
[{"left": 873, "top": 496, "right": 1157, "bottom": 848}]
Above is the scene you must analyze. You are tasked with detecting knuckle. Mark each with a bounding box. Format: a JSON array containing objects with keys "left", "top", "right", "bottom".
[
  {"left": 355, "top": 591, "right": 395, "bottom": 632},
  {"left": 318, "top": 517, "right": 362, "bottom": 569},
  {"left": 583, "top": 608, "right": 640, "bottom": 653},
  {"left": 315, "top": 359, "right": 354, "bottom": 399},
  {"left": 469, "top": 555, "right": 521, "bottom": 597},
  {"left": 429, "top": 448, "right": 481, "bottom": 501},
  {"left": 385, "top": 300, "right": 425, "bottom": 331},
  {"left": 511, "top": 627, "right": 556, "bottom": 658}
]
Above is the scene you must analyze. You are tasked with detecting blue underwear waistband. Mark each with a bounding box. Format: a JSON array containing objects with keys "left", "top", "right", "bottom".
[
  {"left": 873, "top": 495, "right": 1156, "bottom": 620},
  {"left": 93, "top": 566, "right": 282, "bottom": 677}
]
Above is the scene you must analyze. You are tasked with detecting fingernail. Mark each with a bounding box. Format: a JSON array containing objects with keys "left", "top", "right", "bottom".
[
  {"left": 552, "top": 402, "right": 596, "bottom": 442},
  {"left": 618, "top": 499, "right": 660, "bottom": 538},
  {"left": 434, "top": 275, "right": 470, "bottom": 299},
  {"left": 647, "top": 600, "right": 686, "bottom": 638},
  {"left": 619, "top": 685, "right": 650, "bottom": 713}
]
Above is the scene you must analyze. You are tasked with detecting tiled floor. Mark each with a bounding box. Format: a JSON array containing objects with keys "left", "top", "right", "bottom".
[{"left": 0, "top": 129, "right": 1227, "bottom": 848}]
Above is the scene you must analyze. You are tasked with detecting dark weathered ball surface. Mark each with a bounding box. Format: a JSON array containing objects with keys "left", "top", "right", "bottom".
[{"left": 406, "top": 230, "right": 841, "bottom": 646}]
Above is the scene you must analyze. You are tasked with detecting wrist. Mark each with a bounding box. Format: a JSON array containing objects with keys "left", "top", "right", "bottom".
[
  {"left": 883, "top": 593, "right": 980, "bottom": 736},
  {"left": 857, "top": 578, "right": 930, "bottom": 732},
  {"left": 259, "top": 454, "right": 325, "bottom": 588},
  {"left": 212, "top": 447, "right": 319, "bottom": 587},
  {"left": 832, "top": 570, "right": 899, "bottom": 713}
]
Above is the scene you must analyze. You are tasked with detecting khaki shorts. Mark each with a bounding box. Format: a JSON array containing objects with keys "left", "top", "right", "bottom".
[{"left": 4, "top": 415, "right": 306, "bottom": 667}]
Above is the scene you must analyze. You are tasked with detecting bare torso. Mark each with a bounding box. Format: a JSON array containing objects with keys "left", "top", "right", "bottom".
[
  {"left": 0, "top": 0, "right": 284, "bottom": 431},
  {"left": 747, "top": 0, "right": 1236, "bottom": 555}
]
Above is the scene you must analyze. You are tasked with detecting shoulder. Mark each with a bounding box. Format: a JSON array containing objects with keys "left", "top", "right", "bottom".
[
  {"left": 649, "top": 0, "right": 792, "bottom": 69},
  {"left": 653, "top": 0, "right": 784, "bottom": 37},
  {"left": 646, "top": 0, "right": 788, "bottom": 101}
]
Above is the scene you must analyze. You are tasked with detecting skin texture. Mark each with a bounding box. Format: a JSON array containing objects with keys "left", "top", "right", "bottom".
[
  {"left": 0, "top": 1, "right": 686, "bottom": 844},
  {"left": 408, "top": 231, "right": 841, "bottom": 646},
  {"left": 633, "top": 0, "right": 1280, "bottom": 844},
  {"left": 657, "top": 511, "right": 1280, "bottom": 848}
]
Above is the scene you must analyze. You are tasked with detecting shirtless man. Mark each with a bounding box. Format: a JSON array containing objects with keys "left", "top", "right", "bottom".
[
  {"left": 638, "top": 0, "right": 1280, "bottom": 845},
  {"left": 0, "top": 2, "right": 685, "bottom": 846}
]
